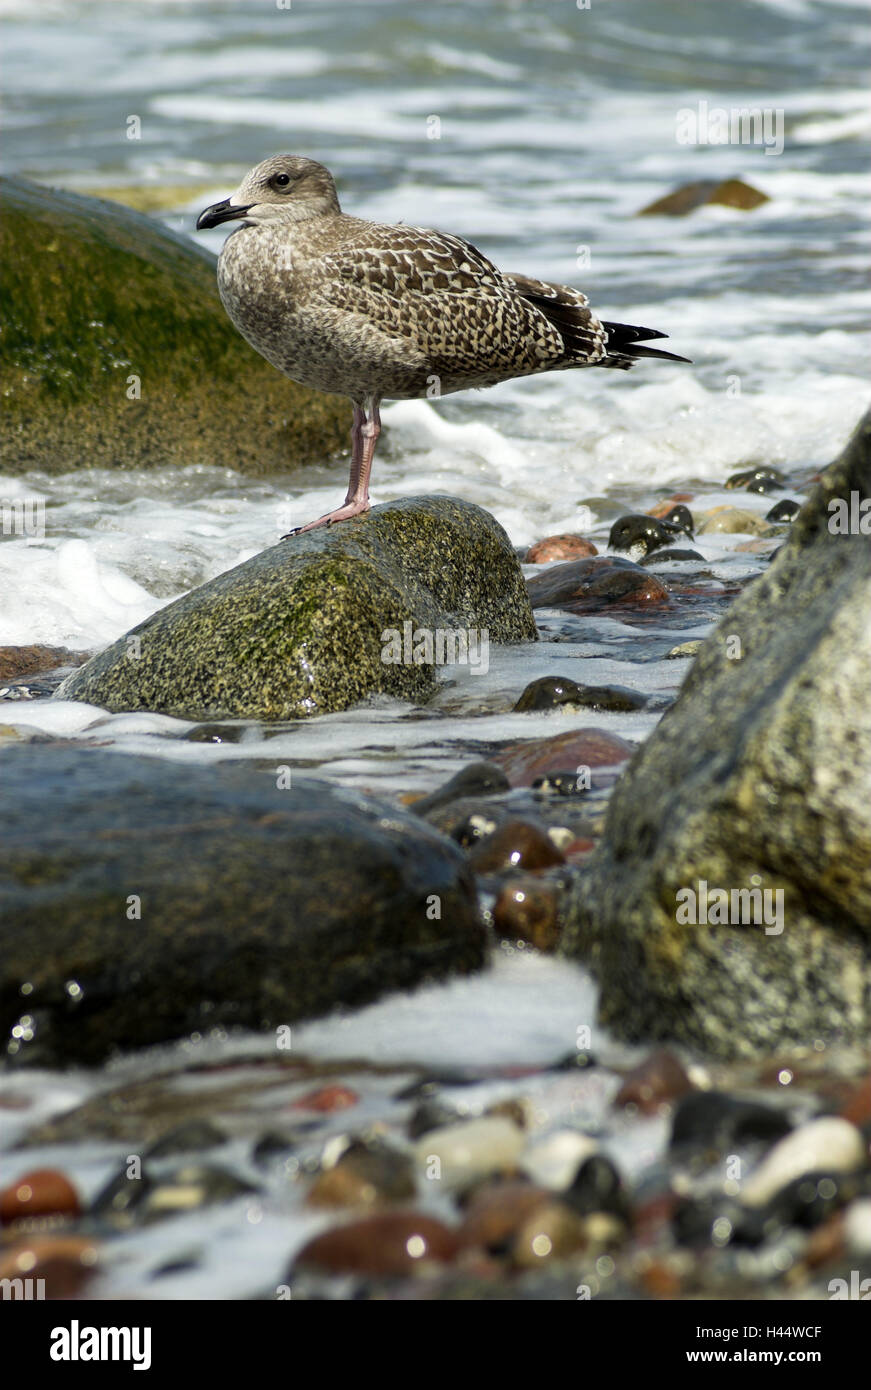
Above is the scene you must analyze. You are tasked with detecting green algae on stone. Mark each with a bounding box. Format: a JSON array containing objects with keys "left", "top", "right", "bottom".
[
  {"left": 562, "top": 407, "right": 871, "bottom": 1059},
  {"left": 56, "top": 496, "right": 537, "bottom": 719},
  {"left": 0, "top": 176, "right": 349, "bottom": 473},
  {"left": 0, "top": 746, "right": 487, "bottom": 1067}
]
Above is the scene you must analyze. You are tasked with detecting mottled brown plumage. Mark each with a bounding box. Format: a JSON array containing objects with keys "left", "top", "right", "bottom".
[{"left": 197, "top": 155, "right": 688, "bottom": 532}]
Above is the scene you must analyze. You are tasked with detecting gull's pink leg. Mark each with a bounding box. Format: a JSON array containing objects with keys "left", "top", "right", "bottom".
[{"left": 284, "top": 398, "right": 381, "bottom": 536}]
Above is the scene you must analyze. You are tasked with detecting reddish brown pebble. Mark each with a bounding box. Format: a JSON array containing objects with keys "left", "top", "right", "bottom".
[
  {"left": 840, "top": 1076, "right": 871, "bottom": 1129},
  {"left": 294, "top": 1212, "right": 458, "bottom": 1276},
  {"left": 0, "top": 1169, "right": 81, "bottom": 1226},
  {"left": 0, "top": 645, "right": 88, "bottom": 682},
  {"left": 563, "top": 837, "right": 596, "bottom": 861},
  {"left": 458, "top": 1181, "right": 551, "bottom": 1253},
  {"left": 469, "top": 820, "right": 565, "bottom": 875},
  {"left": 526, "top": 535, "right": 598, "bottom": 563},
  {"left": 526, "top": 556, "right": 668, "bottom": 614},
  {"left": 494, "top": 728, "right": 634, "bottom": 789},
  {"left": 291, "top": 1085, "right": 359, "bottom": 1113},
  {"left": 638, "top": 1256, "right": 683, "bottom": 1298},
  {"left": 647, "top": 494, "right": 693, "bottom": 517},
  {"left": 614, "top": 1049, "right": 694, "bottom": 1115},
  {"left": 492, "top": 878, "right": 561, "bottom": 951},
  {"left": 0, "top": 1236, "right": 100, "bottom": 1298}
]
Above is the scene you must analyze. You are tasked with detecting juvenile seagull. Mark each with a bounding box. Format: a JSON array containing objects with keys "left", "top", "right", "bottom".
[{"left": 197, "top": 155, "right": 689, "bottom": 534}]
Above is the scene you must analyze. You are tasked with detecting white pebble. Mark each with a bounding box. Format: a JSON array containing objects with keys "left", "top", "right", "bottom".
[
  {"left": 413, "top": 1116, "right": 524, "bottom": 1187},
  {"left": 520, "top": 1130, "right": 599, "bottom": 1190},
  {"left": 743, "top": 1117, "right": 865, "bottom": 1207}
]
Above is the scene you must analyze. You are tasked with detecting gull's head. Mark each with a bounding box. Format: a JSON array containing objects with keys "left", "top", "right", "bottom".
[{"left": 196, "top": 155, "right": 340, "bottom": 231}]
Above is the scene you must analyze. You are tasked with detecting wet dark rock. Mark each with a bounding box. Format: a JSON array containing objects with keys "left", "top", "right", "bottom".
[
  {"left": 726, "top": 466, "right": 786, "bottom": 492},
  {"left": 145, "top": 1119, "right": 226, "bottom": 1158},
  {"left": 670, "top": 1091, "right": 793, "bottom": 1153},
  {"left": 660, "top": 504, "right": 695, "bottom": 537},
  {"left": 563, "top": 409, "right": 871, "bottom": 1057},
  {"left": 406, "top": 1098, "right": 462, "bottom": 1142},
  {"left": 641, "top": 547, "right": 705, "bottom": 565},
  {"left": 766, "top": 498, "right": 801, "bottom": 523},
  {"left": 409, "top": 761, "right": 510, "bottom": 816},
  {"left": 57, "top": 497, "right": 536, "bottom": 719},
  {"left": 638, "top": 179, "right": 769, "bottom": 217},
  {"left": 92, "top": 1161, "right": 257, "bottom": 1228},
  {"left": 468, "top": 819, "right": 565, "bottom": 874},
  {"left": 526, "top": 555, "right": 669, "bottom": 613},
  {"left": 525, "top": 534, "right": 598, "bottom": 563},
  {"left": 564, "top": 1155, "right": 630, "bottom": 1222},
  {"left": 609, "top": 513, "right": 684, "bottom": 558},
  {"left": 0, "top": 745, "right": 486, "bottom": 1066},
  {"left": 513, "top": 676, "right": 648, "bottom": 714},
  {"left": 0, "top": 176, "right": 349, "bottom": 474}
]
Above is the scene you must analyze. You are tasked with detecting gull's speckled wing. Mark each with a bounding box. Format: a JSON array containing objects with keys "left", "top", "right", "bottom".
[{"left": 313, "top": 225, "right": 582, "bottom": 383}]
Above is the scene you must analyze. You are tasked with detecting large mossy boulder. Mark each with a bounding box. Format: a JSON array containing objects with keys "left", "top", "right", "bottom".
[
  {"left": 57, "top": 496, "right": 537, "bottom": 718},
  {"left": 0, "top": 745, "right": 487, "bottom": 1066},
  {"left": 563, "top": 409, "right": 871, "bottom": 1058},
  {"left": 0, "top": 176, "right": 349, "bottom": 473}
]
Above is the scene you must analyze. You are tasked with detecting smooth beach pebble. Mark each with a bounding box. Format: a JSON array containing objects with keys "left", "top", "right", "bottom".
[
  {"left": 413, "top": 1116, "right": 525, "bottom": 1187},
  {"left": 520, "top": 1130, "right": 599, "bottom": 1190},
  {"left": 0, "top": 1235, "right": 100, "bottom": 1298},
  {"left": 526, "top": 534, "right": 598, "bottom": 562},
  {"left": 845, "top": 1198, "right": 871, "bottom": 1255},
  {"left": 513, "top": 675, "right": 647, "bottom": 713},
  {"left": 306, "top": 1140, "right": 416, "bottom": 1209},
  {"left": 608, "top": 513, "right": 684, "bottom": 557},
  {"left": 742, "top": 1118, "right": 866, "bottom": 1208},
  {"left": 457, "top": 1180, "right": 551, "bottom": 1252},
  {"left": 0, "top": 1168, "right": 81, "bottom": 1225},
  {"left": 468, "top": 819, "right": 566, "bottom": 874},
  {"left": 291, "top": 1084, "right": 359, "bottom": 1113},
  {"left": 494, "top": 728, "right": 634, "bottom": 788},
  {"left": 696, "top": 506, "right": 770, "bottom": 535},
  {"left": 293, "top": 1211, "right": 458, "bottom": 1276},
  {"left": 511, "top": 1199, "right": 588, "bottom": 1268},
  {"left": 614, "top": 1049, "right": 694, "bottom": 1115},
  {"left": 527, "top": 555, "right": 669, "bottom": 611},
  {"left": 491, "top": 878, "right": 561, "bottom": 951}
]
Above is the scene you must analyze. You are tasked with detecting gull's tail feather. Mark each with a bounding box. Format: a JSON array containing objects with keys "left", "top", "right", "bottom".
[{"left": 600, "top": 320, "right": 692, "bottom": 370}]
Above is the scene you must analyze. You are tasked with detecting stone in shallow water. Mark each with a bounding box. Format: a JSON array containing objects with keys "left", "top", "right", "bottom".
[
  {"left": 696, "top": 506, "right": 770, "bottom": 535},
  {"left": 468, "top": 819, "right": 565, "bottom": 875},
  {"left": 513, "top": 675, "right": 647, "bottom": 714},
  {"left": 527, "top": 555, "right": 669, "bottom": 613},
  {"left": 491, "top": 878, "right": 562, "bottom": 952},
  {"left": 57, "top": 496, "right": 535, "bottom": 720},
  {"left": 494, "top": 728, "right": 635, "bottom": 788},
  {"left": 525, "top": 534, "right": 598, "bottom": 563},
  {"left": 0, "top": 175, "right": 349, "bottom": 475},
  {"left": 412, "top": 1116, "right": 525, "bottom": 1188},
  {"left": 741, "top": 1118, "right": 866, "bottom": 1208},
  {"left": 563, "top": 409, "right": 871, "bottom": 1058},
  {"left": 638, "top": 178, "right": 769, "bottom": 216},
  {"left": 0, "top": 745, "right": 485, "bottom": 1066}
]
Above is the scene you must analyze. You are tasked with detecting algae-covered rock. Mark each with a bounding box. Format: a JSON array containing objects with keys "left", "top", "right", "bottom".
[
  {"left": 563, "top": 408, "right": 871, "bottom": 1058},
  {"left": 56, "top": 496, "right": 537, "bottom": 719},
  {"left": 0, "top": 745, "right": 486, "bottom": 1066},
  {"left": 0, "top": 176, "right": 349, "bottom": 473}
]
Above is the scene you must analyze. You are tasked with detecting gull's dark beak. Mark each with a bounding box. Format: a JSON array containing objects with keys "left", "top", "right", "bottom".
[{"left": 196, "top": 198, "right": 253, "bottom": 230}]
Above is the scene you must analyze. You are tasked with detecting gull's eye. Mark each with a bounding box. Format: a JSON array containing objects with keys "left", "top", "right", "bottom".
[{"left": 271, "top": 173, "right": 292, "bottom": 190}]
